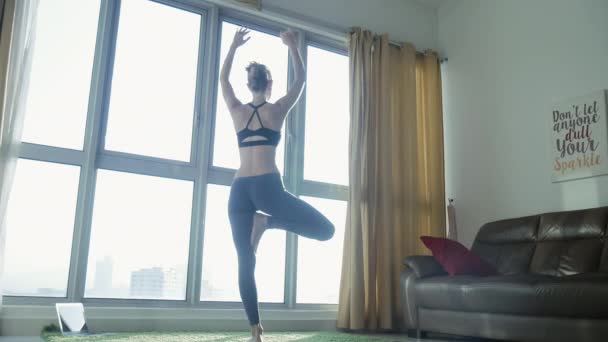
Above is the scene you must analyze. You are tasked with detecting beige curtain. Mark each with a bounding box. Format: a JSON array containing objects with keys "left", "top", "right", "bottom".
[
  {"left": 338, "top": 28, "right": 445, "bottom": 331},
  {"left": 0, "top": 0, "right": 39, "bottom": 308}
]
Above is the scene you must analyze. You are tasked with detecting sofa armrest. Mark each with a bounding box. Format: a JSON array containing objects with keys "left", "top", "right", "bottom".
[
  {"left": 403, "top": 255, "right": 447, "bottom": 278},
  {"left": 401, "top": 256, "right": 447, "bottom": 330}
]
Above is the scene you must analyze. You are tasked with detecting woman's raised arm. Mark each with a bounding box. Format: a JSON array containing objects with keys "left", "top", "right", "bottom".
[
  {"left": 275, "top": 29, "right": 306, "bottom": 113},
  {"left": 220, "top": 27, "right": 250, "bottom": 111}
]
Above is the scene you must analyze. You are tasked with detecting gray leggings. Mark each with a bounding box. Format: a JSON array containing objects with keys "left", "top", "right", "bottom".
[{"left": 228, "top": 172, "right": 335, "bottom": 325}]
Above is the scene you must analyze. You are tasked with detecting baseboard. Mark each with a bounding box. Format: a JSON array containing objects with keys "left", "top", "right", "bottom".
[{"left": 0, "top": 305, "right": 339, "bottom": 336}]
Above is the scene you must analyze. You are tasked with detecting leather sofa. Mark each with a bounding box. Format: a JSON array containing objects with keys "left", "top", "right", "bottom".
[{"left": 401, "top": 206, "right": 608, "bottom": 342}]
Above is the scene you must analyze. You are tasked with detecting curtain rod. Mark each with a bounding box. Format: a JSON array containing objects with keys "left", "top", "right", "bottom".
[
  {"left": 364, "top": 33, "right": 447, "bottom": 63},
  {"left": 203, "top": 0, "right": 447, "bottom": 63},
  {"left": 390, "top": 40, "right": 448, "bottom": 63}
]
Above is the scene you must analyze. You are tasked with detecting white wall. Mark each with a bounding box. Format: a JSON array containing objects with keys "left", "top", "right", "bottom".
[
  {"left": 439, "top": 0, "right": 608, "bottom": 246},
  {"left": 264, "top": 0, "right": 439, "bottom": 51}
]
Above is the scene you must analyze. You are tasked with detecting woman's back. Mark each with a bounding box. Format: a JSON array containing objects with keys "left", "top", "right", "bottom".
[
  {"left": 219, "top": 27, "right": 305, "bottom": 182},
  {"left": 230, "top": 101, "right": 287, "bottom": 177}
]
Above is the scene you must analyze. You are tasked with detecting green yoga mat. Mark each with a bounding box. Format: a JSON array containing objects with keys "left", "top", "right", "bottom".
[{"left": 41, "top": 331, "right": 403, "bottom": 342}]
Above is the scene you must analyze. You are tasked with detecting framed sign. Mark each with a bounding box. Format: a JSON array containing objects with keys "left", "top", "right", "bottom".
[{"left": 551, "top": 90, "right": 608, "bottom": 182}]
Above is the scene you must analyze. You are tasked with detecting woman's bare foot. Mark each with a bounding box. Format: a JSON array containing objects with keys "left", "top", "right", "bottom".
[
  {"left": 250, "top": 213, "right": 268, "bottom": 254},
  {"left": 249, "top": 323, "right": 264, "bottom": 341}
]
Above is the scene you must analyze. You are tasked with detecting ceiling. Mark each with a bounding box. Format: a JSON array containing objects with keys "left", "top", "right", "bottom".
[{"left": 413, "top": 0, "right": 447, "bottom": 10}]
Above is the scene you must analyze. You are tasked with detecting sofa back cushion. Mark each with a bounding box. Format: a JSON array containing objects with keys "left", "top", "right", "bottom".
[
  {"left": 600, "top": 241, "right": 608, "bottom": 272},
  {"left": 529, "top": 208, "right": 608, "bottom": 276},
  {"left": 472, "top": 215, "right": 539, "bottom": 275}
]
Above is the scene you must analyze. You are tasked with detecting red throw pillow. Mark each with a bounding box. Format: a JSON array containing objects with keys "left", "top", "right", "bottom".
[{"left": 420, "top": 236, "right": 498, "bottom": 276}]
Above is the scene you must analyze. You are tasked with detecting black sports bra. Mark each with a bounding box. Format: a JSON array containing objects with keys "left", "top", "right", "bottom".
[{"left": 236, "top": 101, "right": 281, "bottom": 148}]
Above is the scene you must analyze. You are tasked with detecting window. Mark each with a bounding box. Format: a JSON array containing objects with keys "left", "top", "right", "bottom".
[
  {"left": 303, "top": 46, "right": 349, "bottom": 186},
  {"left": 296, "top": 197, "right": 346, "bottom": 304},
  {"left": 21, "top": 0, "right": 101, "bottom": 150},
  {"left": 296, "top": 44, "right": 349, "bottom": 304},
  {"left": 212, "top": 22, "right": 287, "bottom": 172},
  {"left": 6, "top": 0, "right": 349, "bottom": 309},
  {"left": 104, "top": 0, "right": 201, "bottom": 161},
  {"left": 3, "top": 159, "right": 80, "bottom": 297},
  {"left": 85, "top": 170, "right": 193, "bottom": 300}
]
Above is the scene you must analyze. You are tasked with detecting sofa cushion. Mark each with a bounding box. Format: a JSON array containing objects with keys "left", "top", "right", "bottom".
[
  {"left": 473, "top": 242, "right": 536, "bottom": 275},
  {"left": 530, "top": 239, "right": 603, "bottom": 276},
  {"left": 421, "top": 236, "right": 497, "bottom": 276},
  {"left": 530, "top": 208, "right": 608, "bottom": 276},
  {"left": 600, "top": 241, "right": 608, "bottom": 272},
  {"left": 472, "top": 215, "right": 539, "bottom": 274},
  {"left": 415, "top": 273, "right": 608, "bottom": 318},
  {"left": 537, "top": 207, "right": 608, "bottom": 240},
  {"left": 474, "top": 215, "right": 539, "bottom": 243}
]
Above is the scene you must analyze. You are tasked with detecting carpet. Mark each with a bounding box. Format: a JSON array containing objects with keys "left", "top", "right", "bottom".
[{"left": 41, "top": 331, "right": 404, "bottom": 342}]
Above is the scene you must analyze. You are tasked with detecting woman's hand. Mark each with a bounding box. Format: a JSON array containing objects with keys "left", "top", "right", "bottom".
[
  {"left": 275, "top": 28, "right": 305, "bottom": 113},
  {"left": 232, "top": 27, "right": 251, "bottom": 48},
  {"left": 280, "top": 29, "right": 298, "bottom": 47}
]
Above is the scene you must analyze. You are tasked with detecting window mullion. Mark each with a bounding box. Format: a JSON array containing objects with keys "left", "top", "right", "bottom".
[
  {"left": 282, "top": 28, "right": 307, "bottom": 309},
  {"left": 189, "top": 4, "right": 220, "bottom": 307},
  {"left": 67, "top": 0, "right": 120, "bottom": 303}
]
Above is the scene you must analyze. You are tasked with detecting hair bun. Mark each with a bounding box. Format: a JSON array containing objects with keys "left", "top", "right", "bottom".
[{"left": 246, "top": 62, "right": 272, "bottom": 92}]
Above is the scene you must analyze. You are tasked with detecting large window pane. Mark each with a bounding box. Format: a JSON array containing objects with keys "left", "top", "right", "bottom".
[
  {"left": 104, "top": 0, "right": 200, "bottom": 161},
  {"left": 3, "top": 159, "right": 80, "bottom": 297},
  {"left": 303, "top": 46, "right": 349, "bottom": 185},
  {"left": 297, "top": 196, "right": 346, "bottom": 304},
  {"left": 21, "top": 0, "right": 101, "bottom": 150},
  {"left": 212, "top": 22, "right": 287, "bottom": 171},
  {"left": 201, "top": 184, "right": 285, "bottom": 303},
  {"left": 85, "top": 170, "right": 193, "bottom": 300}
]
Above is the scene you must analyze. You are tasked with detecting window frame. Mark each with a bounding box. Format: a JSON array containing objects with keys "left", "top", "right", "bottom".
[
  {"left": 297, "top": 39, "right": 349, "bottom": 201},
  {"left": 290, "top": 37, "right": 349, "bottom": 307},
  {"left": 98, "top": 0, "right": 205, "bottom": 165},
  {"left": 4, "top": 0, "right": 349, "bottom": 312}
]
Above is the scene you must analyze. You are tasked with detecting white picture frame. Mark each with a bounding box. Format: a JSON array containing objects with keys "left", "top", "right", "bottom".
[{"left": 551, "top": 90, "right": 608, "bottom": 182}]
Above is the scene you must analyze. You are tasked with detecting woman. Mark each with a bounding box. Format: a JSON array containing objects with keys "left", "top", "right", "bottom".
[{"left": 220, "top": 27, "right": 335, "bottom": 342}]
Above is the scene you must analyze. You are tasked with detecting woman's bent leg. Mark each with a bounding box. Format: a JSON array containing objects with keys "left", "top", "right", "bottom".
[{"left": 250, "top": 174, "right": 335, "bottom": 241}]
